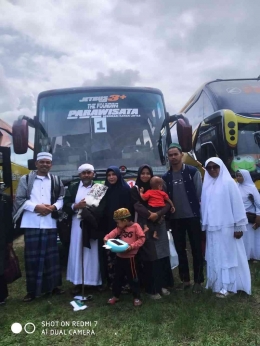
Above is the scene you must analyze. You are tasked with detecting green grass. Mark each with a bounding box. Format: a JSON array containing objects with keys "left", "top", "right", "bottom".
[{"left": 2, "top": 243, "right": 260, "bottom": 346}]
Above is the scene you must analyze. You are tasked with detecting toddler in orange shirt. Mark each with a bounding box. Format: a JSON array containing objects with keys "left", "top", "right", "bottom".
[{"left": 140, "top": 176, "right": 175, "bottom": 239}]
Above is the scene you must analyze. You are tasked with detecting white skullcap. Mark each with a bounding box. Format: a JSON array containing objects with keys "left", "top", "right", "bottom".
[
  {"left": 37, "top": 152, "right": 52, "bottom": 161},
  {"left": 78, "top": 163, "right": 95, "bottom": 173}
]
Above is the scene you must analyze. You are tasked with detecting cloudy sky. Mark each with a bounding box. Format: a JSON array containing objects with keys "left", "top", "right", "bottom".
[{"left": 1, "top": 0, "right": 260, "bottom": 127}]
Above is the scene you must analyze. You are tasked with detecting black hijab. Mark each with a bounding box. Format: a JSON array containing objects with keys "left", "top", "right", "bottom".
[
  {"left": 104, "top": 166, "right": 131, "bottom": 232},
  {"left": 135, "top": 164, "right": 154, "bottom": 193}
]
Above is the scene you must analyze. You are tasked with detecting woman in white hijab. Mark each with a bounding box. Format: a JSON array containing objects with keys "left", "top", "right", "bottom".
[
  {"left": 201, "top": 157, "right": 251, "bottom": 298},
  {"left": 237, "top": 169, "right": 260, "bottom": 260}
]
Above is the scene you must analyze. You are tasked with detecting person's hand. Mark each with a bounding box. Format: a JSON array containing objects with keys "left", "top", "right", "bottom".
[
  {"left": 44, "top": 204, "right": 56, "bottom": 211},
  {"left": 234, "top": 231, "right": 243, "bottom": 239},
  {"left": 35, "top": 204, "right": 53, "bottom": 216},
  {"left": 124, "top": 245, "right": 132, "bottom": 252},
  {"left": 148, "top": 212, "right": 158, "bottom": 222},
  {"left": 170, "top": 206, "right": 175, "bottom": 213},
  {"left": 140, "top": 187, "right": 144, "bottom": 193},
  {"left": 75, "top": 199, "right": 87, "bottom": 210},
  {"left": 253, "top": 215, "right": 260, "bottom": 230}
]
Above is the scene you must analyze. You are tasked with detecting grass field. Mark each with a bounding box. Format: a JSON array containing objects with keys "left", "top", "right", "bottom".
[{"left": 1, "top": 240, "right": 260, "bottom": 346}]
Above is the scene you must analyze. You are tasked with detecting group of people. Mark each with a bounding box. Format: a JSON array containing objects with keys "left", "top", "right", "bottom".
[{"left": 1, "top": 143, "right": 258, "bottom": 305}]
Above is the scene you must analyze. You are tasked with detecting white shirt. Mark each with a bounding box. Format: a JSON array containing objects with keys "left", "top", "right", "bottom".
[
  {"left": 21, "top": 174, "right": 63, "bottom": 229},
  {"left": 72, "top": 181, "right": 92, "bottom": 211}
]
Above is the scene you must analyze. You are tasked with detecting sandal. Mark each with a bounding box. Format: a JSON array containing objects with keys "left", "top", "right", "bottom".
[
  {"left": 192, "top": 283, "right": 203, "bottom": 294},
  {"left": 133, "top": 299, "right": 142, "bottom": 306},
  {"left": 175, "top": 282, "right": 191, "bottom": 291},
  {"left": 216, "top": 292, "right": 229, "bottom": 298},
  {"left": 23, "top": 293, "right": 35, "bottom": 302},
  {"left": 161, "top": 288, "right": 171, "bottom": 296},
  {"left": 147, "top": 293, "right": 162, "bottom": 300},
  {"left": 74, "top": 294, "right": 93, "bottom": 301},
  {"left": 107, "top": 297, "right": 119, "bottom": 305}
]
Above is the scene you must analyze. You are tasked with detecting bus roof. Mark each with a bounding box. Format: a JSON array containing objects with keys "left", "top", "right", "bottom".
[
  {"left": 180, "top": 78, "right": 260, "bottom": 115},
  {"left": 38, "top": 86, "right": 164, "bottom": 98}
]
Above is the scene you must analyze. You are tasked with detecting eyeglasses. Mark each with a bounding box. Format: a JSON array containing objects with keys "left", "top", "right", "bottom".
[{"left": 205, "top": 164, "right": 220, "bottom": 171}]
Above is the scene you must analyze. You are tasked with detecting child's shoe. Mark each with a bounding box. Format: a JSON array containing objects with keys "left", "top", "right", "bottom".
[{"left": 107, "top": 297, "right": 119, "bottom": 305}]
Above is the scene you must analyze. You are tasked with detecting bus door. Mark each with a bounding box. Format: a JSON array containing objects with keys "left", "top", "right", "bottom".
[{"left": 0, "top": 147, "right": 13, "bottom": 199}]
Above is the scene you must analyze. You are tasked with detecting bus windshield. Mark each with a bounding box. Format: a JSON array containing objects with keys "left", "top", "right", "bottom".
[
  {"left": 230, "top": 123, "right": 260, "bottom": 174},
  {"left": 37, "top": 90, "right": 165, "bottom": 178}
]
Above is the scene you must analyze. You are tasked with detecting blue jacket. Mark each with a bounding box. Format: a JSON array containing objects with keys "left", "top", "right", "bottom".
[{"left": 162, "top": 164, "right": 201, "bottom": 218}]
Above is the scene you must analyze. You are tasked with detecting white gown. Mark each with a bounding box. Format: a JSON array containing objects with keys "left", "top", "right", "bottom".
[
  {"left": 243, "top": 223, "right": 260, "bottom": 260},
  {"left": 201, "top": 158, "right": 251, "bottom": 296},
  {"left": 66, "top": 183, "right": 102, "bottom": 286},
  {"left": 205, "top": 226, "right": 251, "bottom": 294},
  {"left": 237, "top": 169, "right": 260, "bottom": 260}
]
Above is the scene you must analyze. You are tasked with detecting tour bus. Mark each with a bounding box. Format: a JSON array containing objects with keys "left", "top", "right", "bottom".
[
  {"left": 11, "top": 86, "right": 191, "bottom": 184},
  {"left": 170, "top": 78, "right": 260, "bottom": 188}
]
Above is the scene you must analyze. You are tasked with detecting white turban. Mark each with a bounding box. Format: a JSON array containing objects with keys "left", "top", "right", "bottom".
[
  {"left": 78, "top": 163, "right": 95, "bottom": 173},
  {"left": 37, "top": 152, "right": 52, "bottom": 161}
]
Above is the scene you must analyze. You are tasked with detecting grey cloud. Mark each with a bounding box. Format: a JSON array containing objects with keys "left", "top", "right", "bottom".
[
  {"left": 0, "top": 64, "right": 19, "bottom": 112},
  {"left": 1, "top": 0, "right": 260, "bottom": 129},
  {"left": 82, "top": 69, "right": 141, "bottom": 87}
]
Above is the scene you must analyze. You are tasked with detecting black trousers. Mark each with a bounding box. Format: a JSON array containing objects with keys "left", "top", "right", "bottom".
[
  {"left": 143, "top": 257, "right": 174, "bottom": 295},
  {"left": 0, "top": 274, "right": 8, "bottom": 302},
  {"left": 170, "top": 217, "right": 204, "bottom": 284},
  {"left": 112, "top": 256, "right": 140, "bottom": 299}
]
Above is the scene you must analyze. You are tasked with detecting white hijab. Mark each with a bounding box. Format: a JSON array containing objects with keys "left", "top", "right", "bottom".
[
  {"left": 237, "top": 169, "right": 260, "bottom": 213},
  {"left": 201, "top": 157, "right": 247, "bottom": 231}
]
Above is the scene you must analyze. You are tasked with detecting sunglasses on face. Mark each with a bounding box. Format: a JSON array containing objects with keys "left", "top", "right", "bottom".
[{"left": 205, "top": 164, "right": 220, "bottom": 171}]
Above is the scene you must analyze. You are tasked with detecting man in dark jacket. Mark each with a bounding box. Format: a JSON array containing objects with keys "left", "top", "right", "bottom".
[{"left": 162, "top": 143, "right": 204, "bottom": 293}]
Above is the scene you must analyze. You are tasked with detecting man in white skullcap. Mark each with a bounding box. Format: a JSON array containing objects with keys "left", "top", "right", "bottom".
[
  {"left": 13, "top": 152, "right": 65, "bottom": 302},
  {"left": 63, "top": 163, "right": 107, "bottom": 294}
]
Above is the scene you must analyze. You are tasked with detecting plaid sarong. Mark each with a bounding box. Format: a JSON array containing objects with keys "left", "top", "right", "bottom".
[{"left": 24, "top": 228, "right": 62, "bottom": 296}]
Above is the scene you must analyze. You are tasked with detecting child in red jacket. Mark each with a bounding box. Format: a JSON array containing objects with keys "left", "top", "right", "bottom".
[
  {"left": 104, "top": 208, "right": 145, "bottom": 306},
  {"left": 140, "top": 176, "right": 175, "bottom": 239}
]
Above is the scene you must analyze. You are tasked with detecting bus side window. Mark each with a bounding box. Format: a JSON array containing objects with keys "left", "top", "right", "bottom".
[
  {"left": 185, "top": 94, "right": 204, "bottom": 128},
  {"left": 194, "top": 137, "right": 202, "bottom": 162},
  {"left": 200, "top": 142, "right": 217, "bottom": 166},
  {"left": 202, "top": 91, "right": 215, "bottom": 118},
  {"left": 170, "top": 122, "right": 178, "bottom": 143}
]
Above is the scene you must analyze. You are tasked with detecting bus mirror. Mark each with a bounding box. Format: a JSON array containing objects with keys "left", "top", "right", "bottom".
[
  {"left": 168, "top": 115, "right": 178, "bottom": 123},
  {"left": 12, "top": 119, "right": 28, "bottom": 154},
  {"left": 177, "top": 119, "right": 192, "bottom": 152}
]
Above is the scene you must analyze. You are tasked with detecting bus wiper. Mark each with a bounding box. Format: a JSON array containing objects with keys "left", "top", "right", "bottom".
[{"left": 253, "top": 131, "right": 260, "bottom": 148}]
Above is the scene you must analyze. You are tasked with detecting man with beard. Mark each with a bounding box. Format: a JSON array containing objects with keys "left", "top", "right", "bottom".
[
  {"left": 64, "top": 164, "right": 107, "bottom": 294},
  {"left": 162, "top": 144, "right": 204, "bottom": 294},
  {"left": 13, "top": 152, "right": 65, "bottom": 302}
]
